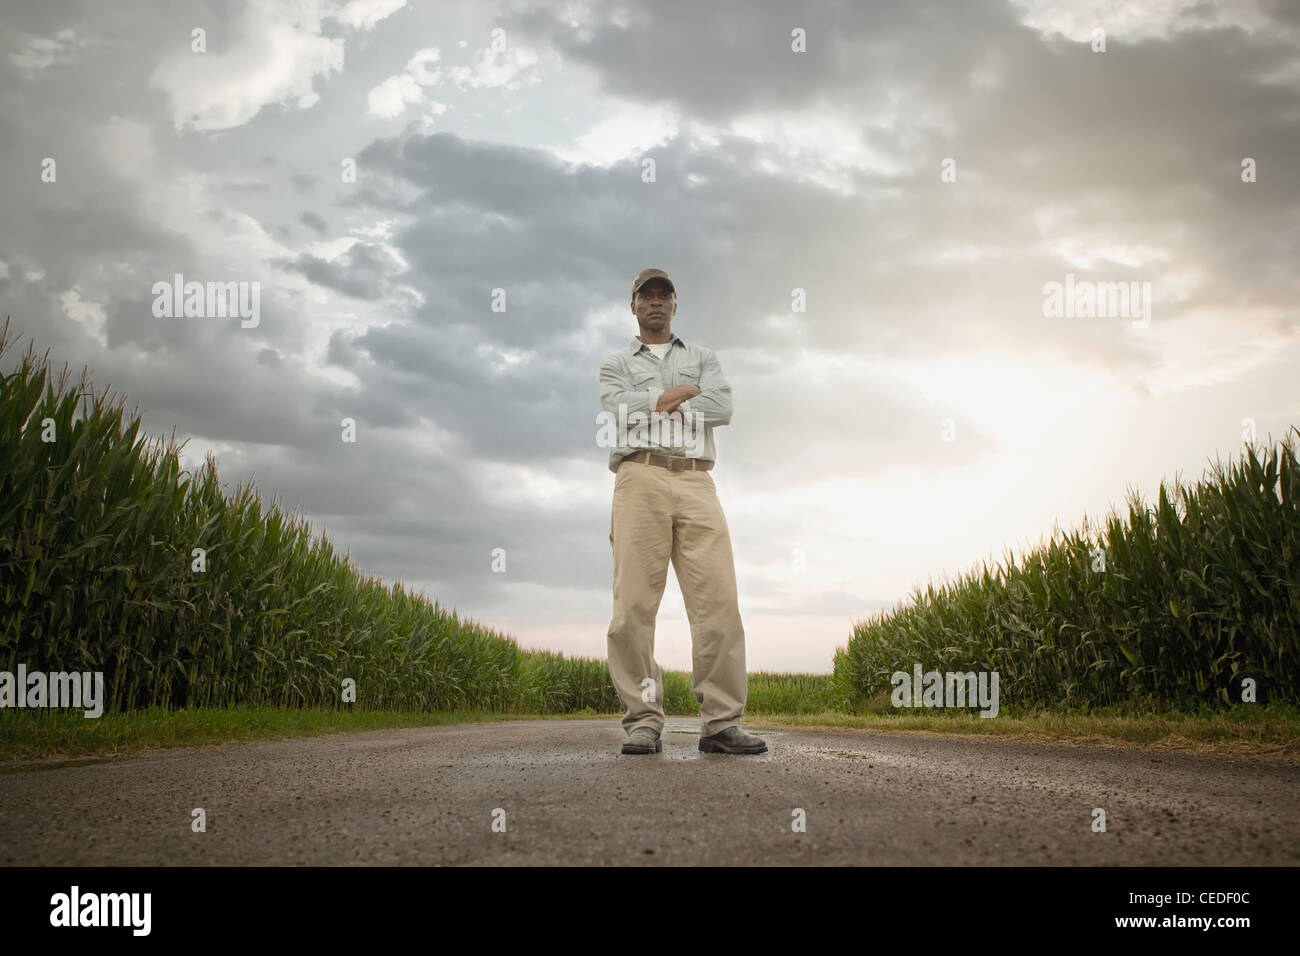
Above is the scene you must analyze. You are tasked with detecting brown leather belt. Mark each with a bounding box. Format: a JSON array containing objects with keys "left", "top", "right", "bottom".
[{"left": 620, "top": 450, "right": 713, "bottom": 472}]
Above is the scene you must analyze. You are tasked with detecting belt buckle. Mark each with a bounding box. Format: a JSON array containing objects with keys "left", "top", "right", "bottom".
[{"left": 668, "top": 456, "right": 686, "bottom": 472}]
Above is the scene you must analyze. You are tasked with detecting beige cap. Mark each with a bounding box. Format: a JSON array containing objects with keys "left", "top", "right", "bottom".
[{"left": 631, "top": 268, "right": 676, "bottom": 300}]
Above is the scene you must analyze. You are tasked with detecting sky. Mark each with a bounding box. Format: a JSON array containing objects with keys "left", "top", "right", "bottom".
[{"left": 1, "top": 0, "right": 1298, "bottom": 673}]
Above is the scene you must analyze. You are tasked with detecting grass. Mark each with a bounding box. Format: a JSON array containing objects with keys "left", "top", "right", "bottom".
[
  {"left": 0, "top": 705, "right": 633, "bottom": 765},
  {"left": 753, "top": 703, "right": 1300, "bottom": 760},
  {"left": 4, "top": 702, "right": 1295, "bottom": 767}
]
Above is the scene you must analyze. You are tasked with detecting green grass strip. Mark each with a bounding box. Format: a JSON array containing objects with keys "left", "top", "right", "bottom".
[{"left": 3, "top": 702, "right": 1296, "bottom": 766}]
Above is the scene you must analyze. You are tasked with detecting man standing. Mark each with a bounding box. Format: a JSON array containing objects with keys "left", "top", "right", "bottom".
[{"left": 598, "top": 268, "right": 766, "bottom": 756}]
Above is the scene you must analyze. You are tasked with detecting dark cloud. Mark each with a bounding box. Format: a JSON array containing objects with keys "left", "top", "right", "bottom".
[
  {"left": 273, "top": 242, "right": 397, "bottom": 300},
  {"left": 300, "top": 210, "right": 328, "bottom": 234}
]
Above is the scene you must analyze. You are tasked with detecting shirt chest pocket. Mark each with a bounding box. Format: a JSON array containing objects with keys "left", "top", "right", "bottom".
[
  {"left": 632, "top": 369, "right": 661, "bottom": 388},
  {"left": 676, "top": 364, "right": 700, "bottom": 388}
]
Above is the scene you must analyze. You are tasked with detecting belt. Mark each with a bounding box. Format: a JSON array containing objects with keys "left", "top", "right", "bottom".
[{"left": 620, "top": 450, "right": 713, "bottom": 472}]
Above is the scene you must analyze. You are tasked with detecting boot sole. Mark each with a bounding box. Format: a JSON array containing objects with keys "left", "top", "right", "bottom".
[{"left": 621, "top": 739, "right": 662, "bottom": 754}]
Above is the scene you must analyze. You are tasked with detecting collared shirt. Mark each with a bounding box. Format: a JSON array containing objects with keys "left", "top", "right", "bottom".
[{"left": 598, "top": 332, "right": 733, "bottom": 473}]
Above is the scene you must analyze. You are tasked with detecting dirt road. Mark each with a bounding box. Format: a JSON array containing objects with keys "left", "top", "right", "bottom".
[{"left": 2, "top": 717, "right": 1295, "bottom": 865}]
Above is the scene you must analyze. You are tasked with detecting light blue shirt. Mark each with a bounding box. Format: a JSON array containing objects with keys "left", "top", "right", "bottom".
[{"left": 598, "top": 333, "right": 733, "bottom": 473}]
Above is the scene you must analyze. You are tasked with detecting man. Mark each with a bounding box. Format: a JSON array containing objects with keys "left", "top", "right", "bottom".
[{"left": 598, "top": 268, "right": 767, "bottom": 756}]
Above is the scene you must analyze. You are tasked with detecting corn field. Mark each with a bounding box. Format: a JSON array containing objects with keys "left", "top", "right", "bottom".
[
  {"left": 10, "top": 316, "right": 1291, "bottom": 719},
  {"left": 0, "top": 320, "right": 587, "bottom": 714},
  {"left": 745, "top": 672, "right": 836, "bottom": 713},
  {"left": 835, "top": 426, "right": 1300, "bottom": 710}
]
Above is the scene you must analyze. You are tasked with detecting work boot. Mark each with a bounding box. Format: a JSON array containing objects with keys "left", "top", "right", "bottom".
[
  {"left": 699, "top": 726, "right": 767, "bottom": 754},
  {"left": 621, "top": 726, "right": 662, "bottom": 755}
]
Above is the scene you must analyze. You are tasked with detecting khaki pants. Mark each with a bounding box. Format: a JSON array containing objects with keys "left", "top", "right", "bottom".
[{"left": 606, "top": 457, "right": 748, "bottom": 737}]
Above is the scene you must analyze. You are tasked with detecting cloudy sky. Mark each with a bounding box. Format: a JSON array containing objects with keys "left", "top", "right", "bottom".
[{"left": 2, "top": 0, "right": 1298, "bottom": 673}]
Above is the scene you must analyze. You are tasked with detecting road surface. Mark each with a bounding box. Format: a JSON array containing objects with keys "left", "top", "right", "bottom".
[{"left": 2, "top": 717, "right": 1296, "bottom": 865}]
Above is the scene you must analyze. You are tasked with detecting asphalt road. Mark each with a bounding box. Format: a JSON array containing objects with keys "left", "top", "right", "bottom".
[{"left": 2, "top": 717, "right": 1296, "bottom": 865}]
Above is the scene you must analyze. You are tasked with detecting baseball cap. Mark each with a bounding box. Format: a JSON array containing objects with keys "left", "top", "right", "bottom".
[{"left": 631, "top": 268, "right": 675, "bottom": 299}]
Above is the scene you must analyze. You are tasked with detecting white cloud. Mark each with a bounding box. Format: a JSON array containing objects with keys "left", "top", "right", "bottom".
[
  {"left": 551, "top": 101, "right": 678, "bottom": 167},
  {"left": 449, "top": 44, "right": 540, "bottom": 91},
  {"left": 1008, "top": 0, "right": 1272, "bottom": 42},
  {"left": 366, "top": 47, "right": 447, "bottom": 119},
  {"left": 61, "top": 288, "right": 108, "bottom": 347},
  {"left": 149, "top": 0, "right": 405, "bottom": 133},
  {"left": 308, "top": 236, "right": 364, "bottom": 261},
  {"left": 10, "top": 28, "right": 92, "bottom": 78},
  {"left": 351, "top": 218, "right": 395, "bottom": 240},
  {"left": 333, "top": 0, "right": 407, "bottom": 31},
  {"left": 726, "top": 108, "right": 903, "bottom": 192},
  {"left": 364, "top": 39, "right": 541, "bottom": 122},
  {"left": 150, "top": 2, "right": 344, "bottom": 132},
  {"left": 368, "top": 72, "right": 424, "bottom": 119}
]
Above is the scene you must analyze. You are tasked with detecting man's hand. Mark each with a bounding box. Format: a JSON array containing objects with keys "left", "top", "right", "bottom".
[{"left": 655, "top": 384, "right": 701, "bottom": 413}]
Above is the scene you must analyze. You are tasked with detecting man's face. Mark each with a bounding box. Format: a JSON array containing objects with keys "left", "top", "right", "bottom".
[{"left": 632, "top": 279, "right": 676, "bottom": 336}]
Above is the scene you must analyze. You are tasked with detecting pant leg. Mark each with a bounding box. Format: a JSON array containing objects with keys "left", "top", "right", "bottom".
[
  {"left": 670, "top": 469, "right": 747, "bottom": 736},
  {"left": 606, "top": 459, "right": 672, "bottom": 734}
]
